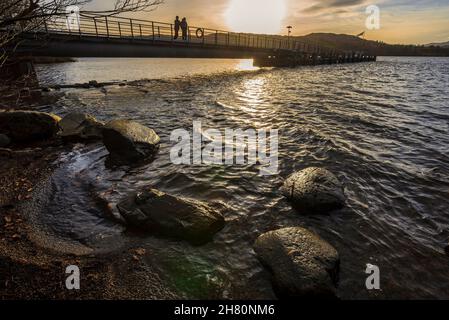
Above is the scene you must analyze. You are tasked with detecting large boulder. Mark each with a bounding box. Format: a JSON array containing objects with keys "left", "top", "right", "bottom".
[
  {"left": 281, "top": 167, "right": 345, "bottom": 213},
  {"left": 117, "top": 188, "right": 225, "bottom": 245},
  {"left": 59, "top": 113, "right": 104, "bottom": 140},
  {"left": 254, "top": 227, "right": 340, "bottom": 298},
  {"left": 102, "top": 119, "right": 160, "bottom": 162},
  {"left": 0, "top": 110, "right": 61, "bottom": 142}
]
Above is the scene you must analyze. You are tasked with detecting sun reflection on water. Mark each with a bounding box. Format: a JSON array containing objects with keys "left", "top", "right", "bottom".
[
  {"left": 235, "top": 59, "right": 259, "bottom": 71},
  {"left": 236, "top": 77, "right": 270, "bottom": 126}
]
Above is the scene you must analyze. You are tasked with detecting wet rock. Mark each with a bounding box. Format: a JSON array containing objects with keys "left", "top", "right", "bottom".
[
  {"left": 254, "top": 227, "right": 339, "bottom": 298},
  {"left": 445, "top": 244, "right": 449, "bottom": 256},
  {"left": 102, "top": 119, "right": 160, "bottom": 162},
  {"left": 0, "top": 110, "right": 61, "bottom": 142},
  {"left": 117, "top": 188, "right": 225, "bottom": 245},
  {"left": 281, "top": 167, "right": 345, "bottom": 213},
  {"left": 89, "top": 80, "right": 101, "bottom": 88},
  {"left": 59, "top": 113, "right": 104, "bottom": 140},
  {"left": 0, "top": 134, "right": 11, "bottom": 147}
]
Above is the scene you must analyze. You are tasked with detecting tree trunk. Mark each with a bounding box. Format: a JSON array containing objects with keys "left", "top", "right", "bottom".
[
  {"left": 0, "top": 55, "right": 41, "bottom": 109},
  {"left": 0, "top": 55, "right": 38, "bottom": 87}
]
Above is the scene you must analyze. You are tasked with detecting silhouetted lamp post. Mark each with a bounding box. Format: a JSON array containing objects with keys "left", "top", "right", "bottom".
[{"left": 287, "top": 26, "right": 292, "bottom": 48}]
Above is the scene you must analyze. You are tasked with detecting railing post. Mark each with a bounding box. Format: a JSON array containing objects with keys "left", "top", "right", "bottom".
[
  {"left": 105, "top": 16, "right": 109, "bottom": 38},
  {"left": 67, "top": 16, "right": 72, "bottom": 34},
  {"left": 227, "top": 32, "right": 230, "bottom": 46},
  {"left": 151, "top": 22, "right": 154, "bottom": 40},
  {"left": 130, "top": 19, "right": 134, "bottom": 39},
  {"left": 140, "top": 24, "right": 143, "bottom": 38},
  {"left": 238, "top": 33, "right": 240, "bottom": 47},
  {"left": 170, "top": 23, "right": 173, "bottom": 42},
  {"left": 118, "top": 22, "right": 122, "bottom": 38},
  {"left": 158, "top": 26, "right": 161, "bottom": 38},
  {"left": 215, "top": 30, "right": 218, "bottom": 45},
  {"left": 94, "top": 18, "right": 98, "bottom": 37}
]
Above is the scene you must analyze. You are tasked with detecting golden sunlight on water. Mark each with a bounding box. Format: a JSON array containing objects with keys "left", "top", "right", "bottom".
[
  {"left": 36, "top": 58, "right": 259, "bottom": 84},
  {"left": 235, "top": 59, "right": 259, "bottom": 71},
  {"left": 238, "top": 78, "right": 268, "bottom": 115}
]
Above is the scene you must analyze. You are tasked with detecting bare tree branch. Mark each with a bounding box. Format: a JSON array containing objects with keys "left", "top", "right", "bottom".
[{"left": 0, "top": 0, "right": 164, "bottom": 65}]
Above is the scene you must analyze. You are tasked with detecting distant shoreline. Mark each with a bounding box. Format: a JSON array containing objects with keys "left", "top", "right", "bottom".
[
  {"left": 32, "top": 55, "right": 449, "bottom": 63},
  {"left": 33, "top": 57, "right": 77, "bottom": 64}
]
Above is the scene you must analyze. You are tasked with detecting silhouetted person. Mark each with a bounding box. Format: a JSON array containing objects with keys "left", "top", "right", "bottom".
[
  {"left": 174, "top": 16, "right": 180, "bottom": 39},
  {"left": 180, "top": 17, "right": 188, "bottom": 40}
]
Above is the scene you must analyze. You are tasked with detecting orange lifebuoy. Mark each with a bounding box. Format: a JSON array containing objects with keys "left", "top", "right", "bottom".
[{"left": 196, "top": 28, "right": 204, "bottom": 38}]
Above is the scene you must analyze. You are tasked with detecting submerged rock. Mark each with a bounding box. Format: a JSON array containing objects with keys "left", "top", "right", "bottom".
[
  {"left": 0, "top": 110, "right": 61, "bottom": 142},
  {"left": 59, "top": 113, "right": 104, "bottom": 140},
  {"left": 117, "top": 188, "right": 225, "bottom": 245},
  {"left": 281, "top": 167, "right": 345, "bottom": 213},
  {"left": 161, "top": 255, "right": 232, "bottom": 299},
  {"left": 102, "top": 119, "right": 160, "bottom": 163},
  {"left": 0, "top": 134, "right": 11, "bottom": 147},
  {"left": 254, "top": 227, "right": 339, "bottom": 298}
]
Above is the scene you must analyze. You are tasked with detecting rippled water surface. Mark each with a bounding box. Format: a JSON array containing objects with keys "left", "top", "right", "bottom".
[{"left": 34, "top": 57, "right": 449, "bottom": 299}]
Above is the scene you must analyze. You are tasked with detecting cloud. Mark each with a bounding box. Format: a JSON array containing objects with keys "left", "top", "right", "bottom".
[
  {"left": 86, "top": 0, "right": 449, "bottom": 44},
  {"left": 303, "top": 0, "right": 367, "bottom": 14}
]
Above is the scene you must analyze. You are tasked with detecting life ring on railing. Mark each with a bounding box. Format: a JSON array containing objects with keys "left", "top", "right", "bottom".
[{"left": 196, "top": 28, "right": 204, "bottom": 39}]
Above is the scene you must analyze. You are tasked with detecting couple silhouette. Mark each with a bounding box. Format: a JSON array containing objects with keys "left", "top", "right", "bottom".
[{"left": 174, "top": 16, "right": 188, "bottom": 40}]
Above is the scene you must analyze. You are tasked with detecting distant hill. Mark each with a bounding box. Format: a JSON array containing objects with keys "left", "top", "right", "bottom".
[
  {"left": 425, "top": 41, "right": 449, "bottom": 48},
  {"left": 292, "top": 33, "right": 449, "bottom": 57}
]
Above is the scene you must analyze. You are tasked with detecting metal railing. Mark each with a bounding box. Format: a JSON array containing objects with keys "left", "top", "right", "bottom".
[{"left": 39, "top": 12, "right": 352, "bottom": 57}]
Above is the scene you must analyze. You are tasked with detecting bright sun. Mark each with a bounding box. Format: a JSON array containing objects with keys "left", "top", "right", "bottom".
[{"left": 225, "top": 0, "right": 287, "bottom": 34}]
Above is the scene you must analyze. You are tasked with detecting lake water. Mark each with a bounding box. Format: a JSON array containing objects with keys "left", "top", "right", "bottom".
[{"left": 34, "top": 57, "right": 449, "bottom": 299}]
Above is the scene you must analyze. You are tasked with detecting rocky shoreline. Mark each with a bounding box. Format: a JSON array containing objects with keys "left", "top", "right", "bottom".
[
  {"left": 7, "top": 103, "right": 448, "bottom": 299},
  {"left": 0, "top": 110, "right": 180, "bottom": 299},
  {"left": 0, "top": 107, "right": 383, "bottom": 299}
]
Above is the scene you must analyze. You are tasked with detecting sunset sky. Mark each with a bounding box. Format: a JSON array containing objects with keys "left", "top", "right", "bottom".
[{"left": 87, "top": 0, "right": 449, "bottom": 45}]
